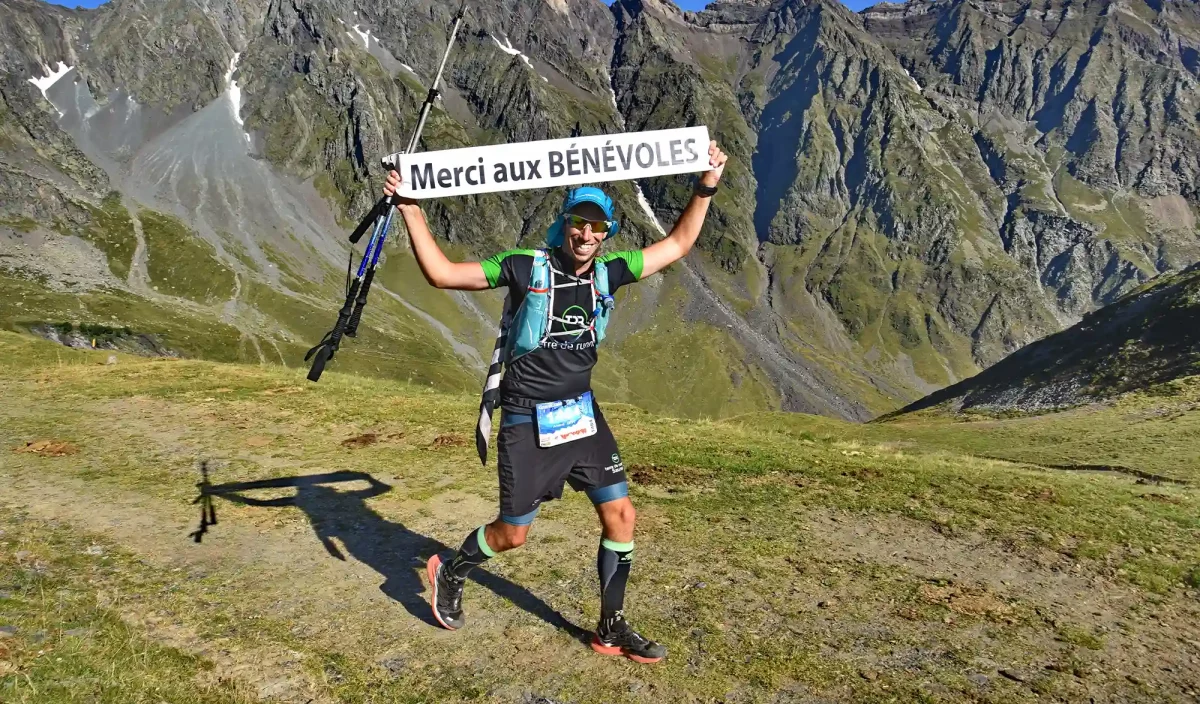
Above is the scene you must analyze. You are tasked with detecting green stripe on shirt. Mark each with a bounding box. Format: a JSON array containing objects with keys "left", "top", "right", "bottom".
[
  {"left": 480, "top": 249, "right": 537, "bottom": 289},
  {"left": 598, "top": 250, "right": 644, "bottom": 281}
]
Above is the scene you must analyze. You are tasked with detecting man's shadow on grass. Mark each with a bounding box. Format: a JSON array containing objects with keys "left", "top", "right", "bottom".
[{"left": 191, "top": 468, "right": 588, "bottom": 642}]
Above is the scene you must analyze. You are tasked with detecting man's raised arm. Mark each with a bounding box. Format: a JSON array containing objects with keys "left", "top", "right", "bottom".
[
  {"left": 638, "top": 140, "right": 729, "bottom": 280},
  {"left": 384, "top": 170, "right": 490, "bottom": 291}
]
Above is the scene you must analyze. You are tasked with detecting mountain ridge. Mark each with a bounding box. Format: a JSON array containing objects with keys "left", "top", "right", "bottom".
[{"left": 1, "top": 0, "right": 1197, "bottom": 421}]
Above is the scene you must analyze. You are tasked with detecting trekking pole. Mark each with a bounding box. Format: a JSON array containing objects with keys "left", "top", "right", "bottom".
[
  {"left": 345, "top": 0, "right": 467, "bottom": 335},
  {"left": 306, "top": 0, "right": 467, "bottom": 382}
]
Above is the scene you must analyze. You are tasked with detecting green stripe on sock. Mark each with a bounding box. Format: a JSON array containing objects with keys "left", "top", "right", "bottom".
[
  {"left": 476, "top": 526, "right": 496, "bottom": 557},
  {"left": 601, "top": 538, "right": 634, "bottom": 552}
]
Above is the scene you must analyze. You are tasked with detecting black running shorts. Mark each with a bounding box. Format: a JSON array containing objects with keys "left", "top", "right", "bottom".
[{"left": 496, "top": 401, "right": 628, "bottom": 522}]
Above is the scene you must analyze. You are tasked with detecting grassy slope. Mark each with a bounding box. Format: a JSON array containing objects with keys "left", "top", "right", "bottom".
[
  {"left": 140, "top": 210, "right": 237, "bottom": 304},
  {"left": 2, "top": 331, "right": 1198, "bottom": 702},
  {"left": 0, "top": 271, "right": 254, "bottom": 364},
  {"left": 889, "top": 262, "right": 1200, "bottom": 417},
  {"left": 0, "top": 514, "right": 262, "bottom": 704},
  {"left": 592, "top": 266, "right": 781, "bottom": 420},
  {"left": 76, "top": 192, "right": 138, "bottom": 282},
  {"left": 0, "top": 267, "right": 476, "bottom": 390},
  {"left": 739, "top": 377, "right": 1200, "bottom": 486}
]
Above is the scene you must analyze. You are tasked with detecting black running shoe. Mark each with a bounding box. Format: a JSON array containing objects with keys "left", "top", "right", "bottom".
[
  {"left": 425, "top": 554, "right": 465, "bottom": 630},
  {"left": 590, "top": 612, "right": 666, "bottom": 663}
]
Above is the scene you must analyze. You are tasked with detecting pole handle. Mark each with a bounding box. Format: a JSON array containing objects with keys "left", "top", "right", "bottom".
[
  {"left": 306, "top": 345, "right": 333, "bottom": 382},
  {"left": 305, "top": 279, "right": 362, "bottom": 382},
  {"left": 344, "top": 268, "right": 376, "bottom": 338},
  {"left": 349, "top": 199, "right": 384, "bottom": 244}
]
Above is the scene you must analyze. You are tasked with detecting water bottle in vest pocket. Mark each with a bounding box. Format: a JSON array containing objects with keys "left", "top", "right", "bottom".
[{"left": 508, "top": 251, "right": 551, "bottom": 359}]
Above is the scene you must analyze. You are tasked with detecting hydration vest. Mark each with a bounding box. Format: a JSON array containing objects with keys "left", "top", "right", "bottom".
[
  {"left": 504, "top": 249, "right": 615, "bottom": 362},
  {"left": 476, "top": 250, "right": 616, "bottom": 465}
]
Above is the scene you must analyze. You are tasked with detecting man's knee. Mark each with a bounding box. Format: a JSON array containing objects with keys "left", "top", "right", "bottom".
[
  {"left": 599, "top": 497, "right": 636, "bottom": 532},
  {"left": 614, "top": 501, "right": 635, "bottom": 528},
  {"left": 485, "top": 520, "right": 529, "bottom": 552}
]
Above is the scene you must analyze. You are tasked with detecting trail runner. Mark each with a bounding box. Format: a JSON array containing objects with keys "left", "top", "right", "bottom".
[{"left": 382, "top": 140, "right": 728, "bottom": 663}]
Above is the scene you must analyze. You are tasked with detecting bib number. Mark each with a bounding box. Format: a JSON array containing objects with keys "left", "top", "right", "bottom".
[{"left": 535, "top": 391, "right": 597, "bottom": 448}]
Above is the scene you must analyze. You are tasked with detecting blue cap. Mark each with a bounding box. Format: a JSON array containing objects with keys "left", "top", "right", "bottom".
[
  {"left": 564, "top": 186, "right": 615, "bottom": 219},
  {"left": 545, "top": 186, "right": 620, "bottom": 247}
]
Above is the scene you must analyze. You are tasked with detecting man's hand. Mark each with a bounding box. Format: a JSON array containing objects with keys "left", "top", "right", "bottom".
[
  {"left": 383, "top": 170, "right": 418, "bottom": 208},
  {"left": 698, "top": 140, "right": 728, "bottom": 189}
]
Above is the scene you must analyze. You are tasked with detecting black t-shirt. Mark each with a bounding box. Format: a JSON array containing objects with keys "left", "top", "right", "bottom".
[{"left": 480, "top": 247, "right": 643, "bottom": 405}]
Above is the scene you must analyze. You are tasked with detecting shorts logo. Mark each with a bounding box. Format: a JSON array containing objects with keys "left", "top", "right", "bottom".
[{"left": 604, "top": 452, "right": 624, "bottom": 474}]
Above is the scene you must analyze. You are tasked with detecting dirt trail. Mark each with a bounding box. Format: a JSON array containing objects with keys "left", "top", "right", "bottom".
[
  {"left": 4, "top": 462, "right": 1198, "bottom": 702},
  {"left": 2, "top": 378, "right": 1198, "bottom": 702},
  {"left": 811, "top": 511, "right": 1200, "bottom": 693},
  {"left": 0, "top": 464, "right": 604, "bottom": 700},
  {"left": 124, "top": 199, "right": 151, "bottom": 292}
]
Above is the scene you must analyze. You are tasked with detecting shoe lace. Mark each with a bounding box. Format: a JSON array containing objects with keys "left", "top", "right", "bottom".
[
  {"left": 625, "top": 628, "right": 650, "bottom": 648},
  {"left": 439, "top": 571, "right": 465, "bottom": 611},
  {"left": 603, "top": 612, "right": 650, "bottom": 647}
]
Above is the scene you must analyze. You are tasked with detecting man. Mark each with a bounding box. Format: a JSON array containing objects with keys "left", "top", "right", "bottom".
[{"left": 382, "top": 140, "right": 727, "bottom": 663}]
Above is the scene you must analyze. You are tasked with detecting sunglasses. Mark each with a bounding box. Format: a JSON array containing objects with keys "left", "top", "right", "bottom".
[{"left": 563, "top": 214, "right": 615, "bottom": 234}]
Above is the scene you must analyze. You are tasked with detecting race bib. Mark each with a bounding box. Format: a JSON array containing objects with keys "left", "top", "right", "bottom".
[{"left": 535, "top": 391, "right": 598, "bottom": 448}]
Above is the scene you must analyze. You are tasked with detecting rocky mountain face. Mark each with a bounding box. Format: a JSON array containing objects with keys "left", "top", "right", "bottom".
[
  {"left": 1, "top": 0, "right": 1197, "bottom": 421},
  {"left": 889, "top": 260, "right": 1200, "bottom": 415}
]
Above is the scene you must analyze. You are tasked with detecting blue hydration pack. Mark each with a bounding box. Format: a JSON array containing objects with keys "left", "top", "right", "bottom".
[{"left": 505, "top": 249, "right": 614, "bottom": 362}]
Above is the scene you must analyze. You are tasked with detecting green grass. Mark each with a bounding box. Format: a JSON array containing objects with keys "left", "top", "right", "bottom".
[
  {"left": 0, "top": 271, "right": 252, "bottom": 363},
  {"left": 746, "top": 376, "right": 1200, "bottom": 486},
  {"left": 72, "top": 192, "right": 137, "bottom": 281},
  {"left": 218, "top": 234, "right": 260, "bottom": 274},
  {"left": 372, "top": 245, "right": 479, "bottom": 339},
  {"left": 1056, "top": 625, "right": 1105, "bottom": 651},
  {"left": 876, "top": 387, "right": 1200, "bottom": 485},
  {"left": 1, "top": 330, "right": 1197, "bottom": 701},
  {"left": 237, "top": 279, "right": 476, "bottom": 389},
  {"left": 0, "top": 219, "right": 479, "bottom": 390},
  {"left": 695, "top": 52, "right": 737, "bottom": 84},
  {"left": 139, "top": 210, "right": 237, "bottom": 304},
  {"left": 767, "top": 243, "right": 911, "bottom": 409},
  {"left": 0, "top": 215, "right": 38, "bottom": 233},
  {"left": 696, "top": 252, "right": 759, "bottom": 316},
  {"left": 1053, "top": 171, "right": 1156, "bottom": 274},
  {"left": 802, "top": 221, "right": 985, "bottom": 390},
  {"left": 0, "top": 513, "right": 260, "bottom": 703}
]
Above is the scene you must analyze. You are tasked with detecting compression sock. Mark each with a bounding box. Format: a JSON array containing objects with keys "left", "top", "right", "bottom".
[
  {"left": 597, "top": 538, "right": 634, "bottom": 621},
  {"left": 445, "top": 526, "right": 496, "bottom": 581}
]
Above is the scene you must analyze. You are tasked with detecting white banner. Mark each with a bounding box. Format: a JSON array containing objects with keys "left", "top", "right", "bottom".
[{"left": 382, "top": 126, "right": 710, "bottom": 199}]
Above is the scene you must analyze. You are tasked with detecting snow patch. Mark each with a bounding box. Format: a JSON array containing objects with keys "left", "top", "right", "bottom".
[
  {"left": 900, "top": 65, "right": 922, "bottom": 93},
  {"left": 28, "top": 61, "right": 72, "bottom": 116},
  {"left": 224, "top": 53, "right": 249, "bottom": 141},
  {"left": 491, "top": 35, "right": 548, "bottom": 83},
  {"left": 491, "top": 34, "right": 521, "bottom": 56},
  {"left": 349, "top": 25, "right": 371, "bottom": 49},
  {"left": 635, "top": 184, "right": 665, "bottom": 236},
  {"left": 606, "top": 69, "right": 626, "bottom": 128},
  {"left": 344, "top": 22, "right": 416, "bottom": 77},
  {"left": 28, "top": 61, "right": 71, "bottom": 96}
]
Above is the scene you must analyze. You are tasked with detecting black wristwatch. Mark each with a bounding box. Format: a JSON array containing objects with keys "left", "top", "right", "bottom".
[{"left": 694, "top": 180, "right": 718, "bottom": 197}]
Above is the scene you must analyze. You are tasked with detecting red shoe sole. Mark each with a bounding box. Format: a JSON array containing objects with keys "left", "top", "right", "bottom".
[
  {"left": 425, "top": 554, "right": 457, "bottom": 631},
  {"left": 590, "top": 636, "right": 663, "bottom": 663}
]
